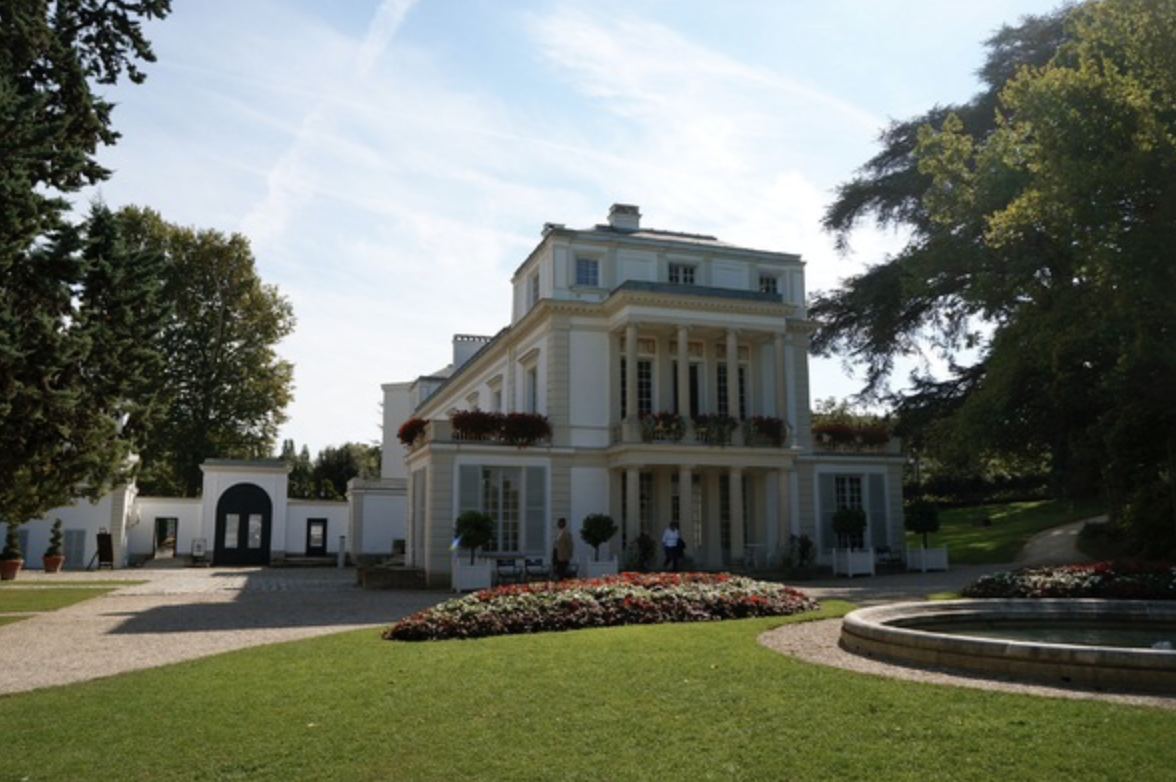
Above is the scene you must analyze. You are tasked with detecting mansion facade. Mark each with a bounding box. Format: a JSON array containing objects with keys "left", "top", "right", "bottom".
[{"left": 382, "top": 204, "right": 904, "bottom": 587}]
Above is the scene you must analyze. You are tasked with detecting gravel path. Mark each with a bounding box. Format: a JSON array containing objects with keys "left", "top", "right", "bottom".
[{"left": 0, "top": 566, "right": 447, "bottom": 695}]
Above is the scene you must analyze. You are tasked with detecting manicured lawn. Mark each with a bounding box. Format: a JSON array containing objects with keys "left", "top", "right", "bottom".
[
  {"left": 906, "top": 498, "right": 1106, "bottom": 564},
  {"left": 2, "top": 600, "right": 1172, "bottom": 781},
  {"left": 0, "top": 585, "right": 121, "bottom": 613}
]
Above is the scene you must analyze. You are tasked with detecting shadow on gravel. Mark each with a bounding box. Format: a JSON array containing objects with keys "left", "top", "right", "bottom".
[{"left": 107, "top": 569, "right": 447, "bottom": 634}]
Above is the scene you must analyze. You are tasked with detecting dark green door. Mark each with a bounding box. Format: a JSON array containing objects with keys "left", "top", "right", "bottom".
[{"left": 214, "top": 483, "right": 272, "bottom": 566}]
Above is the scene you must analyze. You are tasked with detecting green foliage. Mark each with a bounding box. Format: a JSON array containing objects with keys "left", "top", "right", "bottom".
[
  {"left": 117, "top": 207, "right": 296, "bottom": 496},
  {"left": 579, "top": 513, "right": 618, "bottom": 559},
  {"left": 964, "top": 561, "right": 1176, "bottom": 600},
  {"left": 904, "top": 499, "right": 941, "bottom": 548},
  {"left": 816, "top": 1, "right": 1176, "bottom": 551},
  {"left": 1, "top": 526, "right": 21, "bottom": 561},
  {"left": 910, "top": 499, "right": 1106, "bottom": 564},
  {"left": 45, "top": 519, "right": 64, "bottom": 558},
  {"left": 281, "top": 440, "right": 380, "bottom": 500},
  {"left": 831, "top": 507, "right": 866, "bottom": 548},
  {"left": 453, "top": 510, "right": 494, "bottom": 564},
  {"left": 0, "top": 1, "right": 170, "bottom": 529}
]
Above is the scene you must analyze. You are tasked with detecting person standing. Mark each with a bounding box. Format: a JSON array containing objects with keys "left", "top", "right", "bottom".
[
  {"left": 553, "top": 517, "right": 574, "bottom": 579},
  {"left": 662, "top": 521, "right": 685, "bottom": 571}
]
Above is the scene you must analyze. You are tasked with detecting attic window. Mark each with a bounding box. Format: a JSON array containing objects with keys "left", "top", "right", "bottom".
[
  {"left": 575, "top": 257, "right": 599, "bottom": 287},
  {"left": 669, "top": 263, "right": 695, "bottom": 285}
]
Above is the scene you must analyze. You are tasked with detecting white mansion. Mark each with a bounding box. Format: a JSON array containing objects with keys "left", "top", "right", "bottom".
[
  {"left": 12, "top": 204, "right": 903, "bottom": 585},
  {"left": 380, "top": 204, "right": 904, "bottom": 586}
]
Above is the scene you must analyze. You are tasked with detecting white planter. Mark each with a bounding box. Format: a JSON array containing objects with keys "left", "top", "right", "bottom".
[
  {"left": 584, "top": 557, "right": 618, "bottom": 578},
  {"left": 833, "top": 548, "right": 875, "bottom": 578},
  {"left": 452, "top": 557, "right": 493, "bottom": 592},
  {"left": 906, "top": 546, "right": 949, "bottom": 572}
]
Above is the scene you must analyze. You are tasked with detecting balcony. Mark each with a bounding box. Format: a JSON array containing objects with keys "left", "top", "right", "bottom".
[
  {"left": 610, "top": 414, "right": 791, "bottom": 449},
  {"left": 398, "top": 413, "right": 553, "bottom": 452}
]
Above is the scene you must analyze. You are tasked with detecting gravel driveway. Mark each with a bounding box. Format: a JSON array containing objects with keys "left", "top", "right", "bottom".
[{"left": 0, "top": 565, "right": 447, "bottom": 695}]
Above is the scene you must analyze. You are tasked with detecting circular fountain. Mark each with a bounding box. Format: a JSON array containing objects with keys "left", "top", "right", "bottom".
[{"left": 841, "top": 599, "right": 1176, "bottom": 693}]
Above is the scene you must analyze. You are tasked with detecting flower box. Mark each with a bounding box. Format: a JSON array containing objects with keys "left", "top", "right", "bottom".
[
  {"left": 451, "top": 557, "right": 493, "bottom": 592},
  {"left": 584, "top": 556, "right": 618, "bottom": 578},
  {"left": 833, "top": 548, "right": 875, "bottom": 578},
  {"left": 906, "top": 546, "right": 949, "bottom": 572}
]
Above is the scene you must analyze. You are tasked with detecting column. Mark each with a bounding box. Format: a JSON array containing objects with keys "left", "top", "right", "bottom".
[
  {"left": 625, "top": 467, "right": 641, "bottom": 543},
  {"left": 678, "top": 464, "right": 694, "bottom": 545},
  {"left": 726, "top": 328, "right": 739, "bottom": 419},
  {"left": 730, "top": 466, "right": 745, "bottom": 565},
  {"left": 774, "top": 331, "right": 790, "bottom": 440},
  {"left": 777, "top": 467, "right": 793, "bottom": 539},
  {"left": 704, "top": 471, "right": 723, "bottom": 569},
  {"left": 677, "top": 325, "right": 689, "bottom": 417}
]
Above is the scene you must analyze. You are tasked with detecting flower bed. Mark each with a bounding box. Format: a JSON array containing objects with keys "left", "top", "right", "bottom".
[
  {"left": 383, "top": 572, "right": 818, "bottom": 641},
  {"left": 962, "top": 560, "right": 1176, "bottom": 600}
]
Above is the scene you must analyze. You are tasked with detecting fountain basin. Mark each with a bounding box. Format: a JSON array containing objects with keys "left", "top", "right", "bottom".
[{"left": 841, "top": 599, "right": 1176, "bottom": 693}]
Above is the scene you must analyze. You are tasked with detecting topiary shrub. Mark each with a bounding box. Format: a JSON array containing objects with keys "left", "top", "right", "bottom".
[
  {"left": 904, "top": 498, "right": 940, "bottom": 548},
  {"left": 831, "top": 506, "right": 867, "bottom": 549},
  {"left": 454, "top": 510, "right": 495, "bottom": 564},
  {"left": 580, "top": 513, "right": 618, "bottom": 561}
]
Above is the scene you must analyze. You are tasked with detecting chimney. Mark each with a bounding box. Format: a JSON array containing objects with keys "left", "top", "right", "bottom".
[{"left": 607, "top": 203, "right": 641, "bottom": 232}]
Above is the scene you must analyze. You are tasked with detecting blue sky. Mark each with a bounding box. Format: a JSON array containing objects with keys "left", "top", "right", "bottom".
[{"left": 84, "top": 0, "right": 1064, "bottom": 454}]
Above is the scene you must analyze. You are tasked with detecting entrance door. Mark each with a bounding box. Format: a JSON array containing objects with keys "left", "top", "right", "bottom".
[
  {"left": 306, "top": 518, "right": 327, "bottom": 557},
  {"left": 154, "top": 517, "right": 178, "bottom": 559},
  {"left": 214, "top": 483, "right": 272, "bottom": 566}
]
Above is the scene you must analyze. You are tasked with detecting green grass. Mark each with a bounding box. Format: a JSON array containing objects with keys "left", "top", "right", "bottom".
[
  {"left": 0, "top": 586, "right": 120, "bottom": 613},
  {"left": 905, "top": 498, "right": 1106, "bottom": 564},
  {"left": 2, "top": 600, "right": 1173, "bottom": 781}
]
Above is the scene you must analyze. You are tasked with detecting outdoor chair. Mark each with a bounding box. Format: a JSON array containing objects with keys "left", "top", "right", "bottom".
[
  {"left": 496, "top": 558, "right": 522, "bottom": 584},
  {"left": 524, "top": 557, "right": 550, "bottom": 581}
]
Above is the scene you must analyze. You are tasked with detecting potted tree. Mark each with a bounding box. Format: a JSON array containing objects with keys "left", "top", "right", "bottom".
[
  {"left": 451, "top": 510, "right": 495, "bottom": 592},
  {"left": 580, "top": 513, "right": 619, "bottom": 576},
  {"left": 43, "top": 518, "right": 65, "bottom": 573},
  {"left": 625, "top": 531, "right": 657, "bottom": 572},
  {"left": 831, "top": 506, "right": 873, "bottom": 577},
  {"left": 1, "top": 525, "right": 24, "bottom": 581},
  {"left": 905, "top": 498, "right": 948, "bottom": 572}
]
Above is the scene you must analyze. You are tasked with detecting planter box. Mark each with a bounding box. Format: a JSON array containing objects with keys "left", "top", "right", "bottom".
[
  {"left": 451, "top": 558, "right": 493, "bottom": 592},
  {"left": 906, "top": 546, "right": 949, "bottom": 572},
  {"left": 584, "top": 557, "right": 618, "bottom": 578},
  {"left": 833, "top": 548, "right": 875, "bottom": 578}
]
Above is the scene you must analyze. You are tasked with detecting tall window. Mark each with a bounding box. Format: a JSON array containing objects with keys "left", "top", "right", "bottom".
[
  {"left": 717, "top": 364, "right": 747, "bottom": 418},
  {"left": 620, "top": 358, "right": 653, "bottom": 417},
  {"left": 482, "top": 468, "right": 520, "bottom": 552},
  {"left": 525, "top": 366, "right": 539, "bottom": 413},
  {"left": 460, "top": 466, "right": 547, "bottom": 555},
  {"left": 669, "top": 263, "right": 695, "bottom": 285},
  {"left": 835, "top": 475, "right": 863, "bottom": 510},
  {"left": 622, "top": 471, "right": 656, "bottom": 537},
  {"left": 575, "top": 257, "right": 599, "bottom": 287},
  {"left": 528, "top": 272, "right": 540, "bottom": 308}
]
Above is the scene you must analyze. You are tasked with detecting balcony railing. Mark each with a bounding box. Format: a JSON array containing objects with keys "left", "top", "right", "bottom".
[
  {"left": 401, "top": 417, "right": 553, "bottom": 451},
  {"left": 610, "top": 416, "right": 792, "bottom": 448}
]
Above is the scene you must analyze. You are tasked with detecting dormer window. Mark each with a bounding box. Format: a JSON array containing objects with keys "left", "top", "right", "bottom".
[
  {"left": 575, "top": 257, "right": 599, "bottom": 287},
  {"left": 758, "top": 275, "right": 778, "bottom": 294},
  {"left": 669, "top": 263, "right": 695, "bottom": 285}
]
